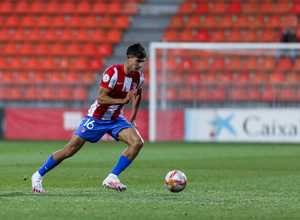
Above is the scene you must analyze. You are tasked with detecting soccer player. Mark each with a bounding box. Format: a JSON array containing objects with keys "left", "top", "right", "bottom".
[{"left": 31, "top": 42, "right": 146, "bottom": 193}]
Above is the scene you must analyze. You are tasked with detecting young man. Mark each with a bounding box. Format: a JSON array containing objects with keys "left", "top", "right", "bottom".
[{"left": 31, "top": 42, "right": 146, "bottom": 193}]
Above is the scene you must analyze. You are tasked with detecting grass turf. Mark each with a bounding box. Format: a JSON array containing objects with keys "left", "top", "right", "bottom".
[{"left": 0, "top": 140, "right": 299, "bottom": 220}]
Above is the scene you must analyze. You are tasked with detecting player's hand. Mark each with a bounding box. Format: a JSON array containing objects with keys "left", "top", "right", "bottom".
[
  {"left": 129, "top": 119, "right": 137, "bottom": 128},
  {"left": 124, "top": 89, "right": 137, "bottom": 104}
]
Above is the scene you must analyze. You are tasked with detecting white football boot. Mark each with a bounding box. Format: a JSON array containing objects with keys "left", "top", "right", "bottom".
[
  {"left": 102, "top": 174, "right": 127, "bottom": 192},
  {"left": 31, "top": 171, "right": 45, "bottom": 193}
]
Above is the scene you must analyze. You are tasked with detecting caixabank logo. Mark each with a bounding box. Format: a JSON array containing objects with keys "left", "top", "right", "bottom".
[{"left": 209, "top": 114, "right": 237, "bottom": 138}]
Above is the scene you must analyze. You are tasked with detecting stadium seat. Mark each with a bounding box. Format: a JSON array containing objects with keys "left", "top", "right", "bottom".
[
  {"left": 76, "top": 2, "right": 90, "bottom": 14},
  {"left": 235, "top": 15, "right": 249, "bottom": 28},
  {"left": 275, "top": 2, "right": 290, "bottom": 14},
  {"left": 45, "top": 2, "right": 59, "bottom": 14},
  {"left": 178, "top": 2, "right": 194, "bottom": 15},
  {"left": 10, "top": 57, "right": 23, "bottom": 70},
  {"left": 243, "top": 2, "right": 258, "bottom": 14},
  {"left": 61, "top": 2, "right": 75, "bottom": 14},
  {"left": 83, "top": 16, "right": 98, "bottom": 28},
  {"left": 179, "top": 58, "right": 193, "bottom": 71},
  {"left": 99, "top": 16, "right": 114, "bottom": 28},
  {"left": 186, "top": 16, "right": 201, "bottom": 29},
  {"left": 2, "top": 43, "right": 16, "bottom": 55},
  {"left": 97, "top": 44, "right": 112, "bottom": 57},
  {"left": 269, "top": 71, "right": 284, "bottom": 85},
  {"left": 56, "top": 87, "right": 71, "bottom": 101},
  {"left": 65, "top": 72, "right": 79, "bottom": 85},
  {"left": 235, "top": 72, "right": 251, "bottom": 85},
  {"left": 49, "top": 72, "right": 64, "bottom": 85},
  {"left": 279, "top": 88, "right": 294, "bottom": 102},
  {"left": 179, "top": 29, "right": 194, "bottom": 42},
  {"left": 0, "top": 29, "right": 9, "bottom": 41},
  {"left": 194, "top": 58, "right": 210, "bottom": 71},
  {"left": 43, "top": 29, "right": 57, "bottom": 42},
  {"left": 211, "top": 88, "right": 226, "bottom": 101},
  {"left": 260, "top": 29, "right": 275, "bottom": 42},
  {"left": 219, "top": 72, "right": 234, "bottom": 85},
  {"left": 165, "top": 58, "right": 177, "bottom": 71},
  {"left": 106, "top": 29, "right": 122, "bottom": 43},
  {"left": 259, "top": 2, "right": 274, "bottom": 14},
  {"left": 0, "top": 2, "right": 13, "bottom": 13},
  {"left": 252, "top": 72, "right": 267, "bottom": 85},
  {"left": 285, "top": 72, "right": 300, "bottom": 84},
  {"left": 123, "top": 2, "right": 139, "bottom": 15},
  {"left": 283, "top": 15, "right": 298, "bottom": 28},
  {"left": 82, "top": 44, "right": 97, "bottom": 56},
  {"left": 74, "top": 30, "right": 89, "bottom": 42},
  {"left": 243, "top": 30, "right": 258, "bottom": 42},
  {"left": 291, "top": 2, "right": 300, "bottom": 13},
  {"left": 294, "top": 88, "right": 300, "bottom": 101},
  {"left": 12, "top": 29, "right": 25, "bottom": 42},
  {"left": 66, "top": 43, "right": 80, "bottom": 55},
  {"left": 25, "top": 58, "right": 40, "bottom": 70},
  {"left": 21, "top": 15, "right": 35, "bottom": 28},
  {"left": 277, "top": 58, "right": 292, "bottom": 71},
  {"left": 50, "top": 43, "right": 64, "bottom": 56},
  {"left": 40, "top": 87, "right": 56, "bottom": 101},
  {"left": 179, "top": 88, "right": 194, "bottom": 101},
  {"left": 267, "top": 16, "right": 282, "bottom": 29},
  {"left": 229, "top": 88, "right": 245, "bottom": 101},
  {"left": 195, "top": 3, "right": 210, "bottom": 14},
  {"left": 115, "top": 16, "right": 130, "bottom": 29},
  {"left": 250, "top": 16, "right": 265, "bottom": 29},
  {"left": 16, "top": 72, "right": 31, "bottom": 85},
  {"left": 211, "top": 58, "right": 225, "bottom": 71},
  {"left": 203, "top": 72, "right": 218, "bottom": 85},
  {"left": 245, "top": 87, "right": 260, "bottom": 101},
  {"left": 52, "top": 16, "right": 66, "bottom": 28},
  {"left": 58, "top": 57, "right": 71, "bottom": 70},
  {"left": 262, "top": 87, "right": 277, "bottom": 101},
  {"left": 196, "top": 88, "right": 210, "bottom": 101},
  {"left": 32, "top": 72, "right": 46, "bottom": 84},
  {"left": 92, "top": 2, "right": 107, "bottom": 14},
  {"left": 165, "top": 88, "right": 177, "bottom": 101},
  {"left": 227, "top": 2, "right": 242, "bottom": 14},
  {"left": 261, "top": 57, "right": 275, "bottom": 70},
  {"left": 227, "top": 30, "right": 242, "bottom": 42},
  {"left": 6, "top": 87, "right": 22, "bottom": 100},
  {"left": 169, "top": 16, "right": 185, "bottom": 29},
  {"left": 0, "top": 57, "right": 7, "bottom": 69},
  {"left": 219, "top": 16, "right": 233, "bottom": 29},
  {"left": 211, "top": 2, "right": 226, "bottom": 14},
  {"left": 88, "top": 58, "right": 104, "bottom": 71},
  {"left": 244, "top": 57, "right": 259, "bottom": 71},
  {"left": 73, "top": 58, "right": 88, "bottom": 70},
  {"left": 24, "top": 87, "right": 39, "bottom": 100},
  {"left": 72, "top": 87, "right": 88, "bottom": 101},
  {"left": 27, "top": 29, "right": 41, "bottom": 42},
  {"left": 15, "top": 2, "right": 29, "bottom": 14},
  {"left": 67, "top": 16, "right": 82, "bottom": 28},
  {"left": 228, "top": 57, "right": 242, "bottom": 71},
  {"left": 40, "top": 58, "right": 56, "bottom": 70},
  {"left": 293, "top": 58, "right": 300, "bottom": 71},
  {"left": 194, "top": 30, "right": 209, "bottom": 42},
  {"left": 202, "top": 16, "right": 217, "bottom": 28},
  {"left": 107, "top": 2, "right": 122, "bottom": 15},
  {"left": 91, "top": 30, "right": 106, "bottom": 42},
  {"left": 35, "top": 43, "right": 49, "bottom": 55},
  {"left": 36, "top": 15, "right": 50, "bottom": 28},
  {"left": 0, "top": 72, "right": 14, "bottom": 84},
  {"left": 30, "top": 2, "right": 44, "bottom": 14},
  {"left": 5, "top": 15, "right": 19, "bottom": 27},
  {"left": 210, "top": 30, "right": 226, "bottom": 42},
  {"left": 162, "top": 30, "right": 178, "bottom": 42},
  {"left": 187, "top": 72, "right": 201, "bottom": 85},
  {"left": 19, "top": 43, "right": 33, "bottom": 55}
]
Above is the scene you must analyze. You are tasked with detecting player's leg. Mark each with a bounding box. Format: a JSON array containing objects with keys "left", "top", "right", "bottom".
[
  {"left": 32, "top": 134, "right": 86, "bottom": 193},
  {"left": 103, "top": 127, "right": 144, "bottom": 192}
]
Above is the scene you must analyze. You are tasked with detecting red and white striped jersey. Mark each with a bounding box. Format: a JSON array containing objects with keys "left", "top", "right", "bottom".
[{"left": 87, "top": 64, "right": 145, "bottom": 120}]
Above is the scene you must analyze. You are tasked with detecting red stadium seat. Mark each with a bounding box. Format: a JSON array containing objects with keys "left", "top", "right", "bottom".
[
  {"left": 83, "top": 16, "right": 98, "bottom": 28},
  {"left": 40, "top": 87, "right": 57, "bottom": 101},
  {"left": 91, "top": 30, "right": 106, "bottom": 42},
  {"left": 19, "top": 43, "right": 33, "bottom": 55},
  {"left": 259, "top": 2, "right": 274, "bottom": 14},
  {"left": 106, "top": 29, "right": 122, "bottom": 43},
  {"left": 260, "top": 29, "right": 275, "bottom": 42},
  {"left": 2, "top": 43, "right": 16, "bottom": 55},
  {"left": 73, "top": 58, "right": 88, "bottom": 70},
  {"left": 277, "top": 58, "right": 292, "bottom": 71},
  {"left": 196, "top": 88, "right": 210, "bottom": 101},
  {"left": 27, "top": 29, "right": 41, "bottom": 42},
  {"left": 67, "top": 16, "right": 82, "bottom": 28},
  {"left": 107, "top": 2, "right": 122, "bottom": 15},
  {"left": 291, "top": 2, "right": 300, "bottom": 13},
  {"left": 0, "top": 29, "right": 10, "bottom": 41},
  {"left": 235, "top": 16, "right": 249, "bottom": 28},
  {"left": 250, "top": 16, "right": 265, "bottom": 29},
  {"left": 244, "top": 57, "right": 259, "bottom": 71},
  {"left": 15, "top": 2, "right": 29, "bottom": 14},
  {"left": 30, "top": 2, "right": 44, "bottom": 14},
  {"left": 219, "top": 16, "right": 233, "bottom": 29},
  {"left": 195, "top": 3, "right": 210, "bottom": 14},
  {"left": 243, "top": 2, "right": 258, "bottom": 14},
  {"left": 74, "top": 30, "right": 89, "bottom": 42},
  {"left": 227, "top": 2, "right": 242, "bottom": 14},
  {"left": 56, "top": 87, "right": 71, "bottom": 101},
  {"left": 178, "top": 2, "right": 194, "bottom": 15},
  {"left": 227, "top": 30, "right": 242, "bottom": 42},
  {"left": 283, "top": 15, "right": 298, "bottom": 28},
  {"left": 5, "top": 15, "right": 19, "bottom": 27},
  {"left": 21, "top": 15, "right": 35, "bottom": 28},
  {"left": 211, "top": 58, "right": 225, "bottom": 71},
  {"left": 82, "top": 44, "right": 97, "bottom": 56},
  {"left": 58, "top": 57, "right": 71, "bottom": 70},
  {"left": 123, "top": 2, "right": 139, "bottom": 15},
  {"left": 16, "top": 72, "right": 31, "bottom": 85},
  {"left": 210, "top": 30, "right": 226, "bottom": 42},
  {"left": 279, "top": 88, "right": 294, "bottom": 102},
  {"left": 245, "top": 87, "right": 260, "bottom": 101},
  {"left": 211, "top": 2, "right": 226, "bottom": 14},
  {"left": 227, "top": 57, "right": 242, "bottom": 71},
  {"left": 12, "top": 29, "right": 26, "bottom": 42},
  {"left": 10, "top": 58, "right": 23, "bottom": 70},
  {"left": 179, "top": 58, "right": 193, "bottom": 71},
  {"left": 261, "top": 57, "right": 275, "bottom": 71},
  {"left": 195, "top": 30, "right": 209, "bottom": 42},
  {"left": 61, "top": 2, "right": 75, "bottom": 14},
  {"left": 65, "top": 72, "right": 79, "bottom": 85},
  {"left": 40, "top": 58, "right": 56, "bottom": 70},
  {"left": 186, "top": 16, "right": 201, "bottom": 29},
  {"left": 45, "top": 2, "right": 59, "bottom": 14},
  {"left": 219, "top": 72, "right": 234, "bottom": 85},
  {"left": 252, "top": 72, "right": 267, "bottom": 85},
  {"left": 66, "top": 43, "right": 80, "bottom": 56},
  {"left": 50, "top": 43, "right": 64, "bottom": 56},
  {"left": 169, "top": 16, "right": 184, "bottom": 29},
  {"left": 194, "top": 58, "right": 210, "bottom": 71},
  {"left": 262, "top": 87, "right": 277, "bottom": 101},
  {"left": 203, "top": 72, "right": 218, "bottom": 85},
  {"left": 81, "top": 72, "right": 96, "bottom": 85},
  {"left": 267, "top": 16, "right": 282, "bottom": 29},
  {"left": 179, "top": 29, "right": 194, "bottom": 42},
  {"left": 229, "top": 88, "right": 245, "bottom": 101},
  {"left": 202, "top": 16, "right": 217, "bottom": 28},
  {"left": 72, "top": 87, "right": 88, "bottom": 101},
  {"left": 0, "top": 72, "right": 14, "bottom": 84},
  {"left": 88, "top": 58, "right": 104, "bottom": 71},
  {"left": 285, "top": 72, "right": 299, "bottom": 84},
  {"left": 0, "top": 2, "right": 13, "bottom": 13},
  {"left": 44, "top": 29, "right": 57, "bottom": 42},
  {"left": 211, "top": 88, "right": 226, "bottom": 101},
  {"left": 35, "top": 43, "right": 49, "bottom": 55},
  {"left": 165, "top": 58, "right": 177, "bottom": 71},
  {"left": 52, "top": 16, "right": 66, "bottom": 28},
  {"left": 275, "top": 2, "right": 290, "bottom": 14},
  {"left": 243, "top": 30, "right": 258, "bottom": 42},
  {"left": 32, "top": 72, "right": 46, "bottom": 84},
  {"left": 97, "top": 44, "right": 112, "bottom": 57},
  {"left": 187, "top": 72, "right": 201, "bottom": 85},
  {"left": 6, "top": 87, "right": 22, "bottom": 100},
  {"left": 36, "top": 15, "right": 50, "bottom": 28},
  {"left": 24, "top": 87, "right": 39, "bottom": 100},
  {"left": 269, "top": 71, "right": 284, "bottom": 85},
  {"left": 179, "top": 88, "right": 194, "bottom": 101},
  {"left": 0, "top": 57, "right": 8, "bottom": 69},
  {"left": 92, "top": 2, "right": 107, "bottom": 14},
  {"left": 236, "top": 72, "right": 251, "bottom": 85},
  {"left": 76, "top": 2, "right": 90, "bottom": 14},
  {"left": 162, "top": 30, "right": 178, "bottom": 42},
  {"left": 99, "top": 16, "right": 114, "bottom": 28},
  {"left": 25, "top": 58, "right": 40, "bottom": 70}
]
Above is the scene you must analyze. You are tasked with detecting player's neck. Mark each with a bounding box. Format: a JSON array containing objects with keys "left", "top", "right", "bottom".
[{"left": 123, "top": 63, "right": 134, "bottom": 76}]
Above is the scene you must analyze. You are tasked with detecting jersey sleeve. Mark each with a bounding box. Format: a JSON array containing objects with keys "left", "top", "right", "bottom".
[
  {"left": 100, "top": 66, "right": 117, "bottom": 90},
  {"left": 137, "top": 71, "right": 145, "bottom": 90}
]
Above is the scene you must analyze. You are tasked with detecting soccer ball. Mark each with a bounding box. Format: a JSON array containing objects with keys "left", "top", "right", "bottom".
[{"left": 164, "top": 170, "right": 187, "bottom": 193}]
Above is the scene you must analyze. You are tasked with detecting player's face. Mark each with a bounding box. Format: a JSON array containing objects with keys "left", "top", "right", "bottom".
[{"left": 128, "top": 56, "right": 145, "bottom": 72}]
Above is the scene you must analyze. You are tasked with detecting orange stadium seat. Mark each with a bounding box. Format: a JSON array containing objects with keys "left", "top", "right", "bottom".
[
  {"left": 235, "top": 15, "right": 249, "bottom": 28},
  {"left": 115, "top": 16, "right": 130, "bottom": 29},
  {"left": 243, "top": 30, "right": 258, "bottom": 42},
  {"left": 195, "top": 58, "right": 210, "bottom": 71},
  {"left": 27, "top": 29, "right": 41, "bottom": 42},
  {"left": 15, "top": 2, "right": 29, "bottom": 14},
  {"left": 210, "top": 30, "right": 226, "bottom": 42},
  {"left": 107, "top": 2, "right": 122, "bottom": 15},
  {"left": 267, "top": 15, "right": 282, "bottom": 29},
  {"left": 169, "top": 16, "right": 185, "bottom": 29},
  {"left": 194, "top": 30, "right": 209, "bottom": 42},
  {"left": 187, "top": 72, "right": 201, "bottom": 85},
  {"left": 275, "top": 2, "right": 290, "bottom": 14},
  {"left": 227, "top": 57, "right": 242, "bottom": 71},
  {"left": 72, "top": 87, "right": 88, "bottom": 101},
  {"left": 244, "top": 57, "right": 259, "bottom": 71},
  {"left": 229, "top": 88, "right": 245, "bottom": 101},
  {"left": 61, "top": 2, "right": 75, "bottom": 14},
  {"left": 92, "top": 2, "right": 107, "bottom": 14},
  {"left": 211, "top": 88, "right": 226, "bottom": 101},
  {"left": 83, "top": 16, "right": 98, "bottom": 28},
  {"left": 196, "top": 88, "right": 210, "bottom": 101},
  {"left": 243, "top": 2, "right": 258, "bottom": 14},
  {"left": 219, "top": 15, "right": 233, "bottom": 29},
  {"left": 260, "top": 29, "right": 275, "bottom": 42},
  {"left": 227, "top": 2, "right": 242, "bottom": 14},
  {"left": 45, "top": 2, "right": 59, "bottom": 14},
  {"left": 279, "top": 88, "right": 294, "bottom": 102},
  {"left": 250, "top": 16, "right": 265, "bottom": 29},
  {"left": 252, "top": 72, "right": 267, "bottom": 85},
  {"left": 40, "top": 87, "right": 56, "bottom": 101},
  {"left": 186, "top": 16, "right": 201, "bottom": 29},
  {"left": 91, "top": 30, "right": 106, "bottom": 42},
  {"left": 269, "top": 71, "right": 284, "bottom": 85},
  {"left": 227, "top": 30, "right": 242, "bottom": 42},
  {"left": 245, "top": 87, "right": 260, "bottom": 101},
  {"left": 262, "top": 87, "right": 277, "bottom": 101},
  {"left": 77, "top": 2, "right": 90, "bottom": 14},
  {"left": 106, "top": 29, "right": 122, "bottom": 43},
  {"left": 81, "top": 73, "right": 96, "bottom": 85},
  {"left": 195, "top": 3, "right": 210, "bottom": 14},
  {"left": 277, "top": 58, "right": 292, "bottom": 71},
  {"left": 178, "top": 2, "right": 194, "bottom": 15},
  {"left": 203, "top": 72, "right": 218, "bottom": 85},
  {"left": 179, "top": 88, "right": 194, "bottom": 101},
  {"left": 66, "top": 43, "right": 80, "bottom": 56},
  {"left": 49, "top": 72, "right": 64, "bottom": 85},
  {"left": 285, "top": 72, "right": 299, "bottom": 84},
  {"left": 202, "top": 16, "right": 217, "bottom": 28},
  {"left": 30, "top": 2, "right": 44, "bottom": 14},
  {"left": 211, "top": 58, "right": 225, "bottom": 71},
  {"left": 236, "top": 72, "right": 251, "bottom": 85},
  {"left": 162, "top": 30, "right": 178, "bottom": 42},
  {"left": 179, "top": 29, "right": 194, "bottom": 42},
  {"left": 283, "top": 15, "right": 298, "bottom": 28},
  {"left": 123, "top": 2, "right": 139, "bottom": 15},
  {"left": 211, "top": 2, "right": 226, "bottom": 14},
  {"left": 99, "top": 16, "right": 114, "bottom": 28},
  {"left": 259, "top": 2, "right": 274, "bottom": 14},
  {"left": 24, "top": 87, "right": 39, "bottom": 100},
  {"left": 291, "top": 2, "right": 300, "bottom": 13},
  {"left": 219, "top": 72, "right": 234, "bottom": 85}
]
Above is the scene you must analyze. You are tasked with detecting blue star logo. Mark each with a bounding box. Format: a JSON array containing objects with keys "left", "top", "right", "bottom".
[{"left": 209, "top": 114, "right": 237, "bottom": 137}]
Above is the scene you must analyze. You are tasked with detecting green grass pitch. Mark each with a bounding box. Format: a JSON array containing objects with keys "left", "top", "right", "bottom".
[{"left": 0, "top": 140, "right": 299, "bottom": 220}]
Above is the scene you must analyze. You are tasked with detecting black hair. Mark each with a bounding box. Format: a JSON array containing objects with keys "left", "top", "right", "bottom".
[{"left": 126, "top": 42, "right": 147, "bottom": 59}]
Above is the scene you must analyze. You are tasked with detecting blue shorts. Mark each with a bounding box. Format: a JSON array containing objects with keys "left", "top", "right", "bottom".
[{"left": 74, "top": 116, "right": 134, "bottom": 143}]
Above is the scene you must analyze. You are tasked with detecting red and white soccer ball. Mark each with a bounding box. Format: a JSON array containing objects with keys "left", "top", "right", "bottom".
[{"left": 164, "top": 170, "right": 187, "bottom": 193}]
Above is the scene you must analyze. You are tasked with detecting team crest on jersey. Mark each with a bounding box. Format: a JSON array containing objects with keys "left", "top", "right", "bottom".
[
  {"left": 132, "top": 82, "right": 138, "bottom": 89},
  {"left": 103, "top": 74, "right": 110, "bottom": 83},
  {"left": 81, "top": 127, "right": 86, "bottom": 133}
]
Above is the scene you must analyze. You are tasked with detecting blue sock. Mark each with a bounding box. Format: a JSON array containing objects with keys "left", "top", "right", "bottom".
[
  {"left": 38, "top": 155, "right": 60, "bottom": 176},
  {"left": 110, "top": 155, "right": 132, "bottom": 176}
]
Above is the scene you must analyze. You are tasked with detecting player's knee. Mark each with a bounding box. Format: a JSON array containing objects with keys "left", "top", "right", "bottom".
[{"left": 133, "top": 139, "right": 144, "bottom": 151}]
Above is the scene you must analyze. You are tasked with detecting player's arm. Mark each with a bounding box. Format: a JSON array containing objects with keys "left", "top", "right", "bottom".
[
  {"left": 129, "top": 89, "right": 142, "bottom": 128},
  {"left": 97, "top": 86, "right": 137, "bottom": 105}
]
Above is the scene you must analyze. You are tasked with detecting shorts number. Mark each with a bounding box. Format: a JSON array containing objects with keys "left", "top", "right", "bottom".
[{"left": 84, "top": 119, "right": 95, "bottom": 129}]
